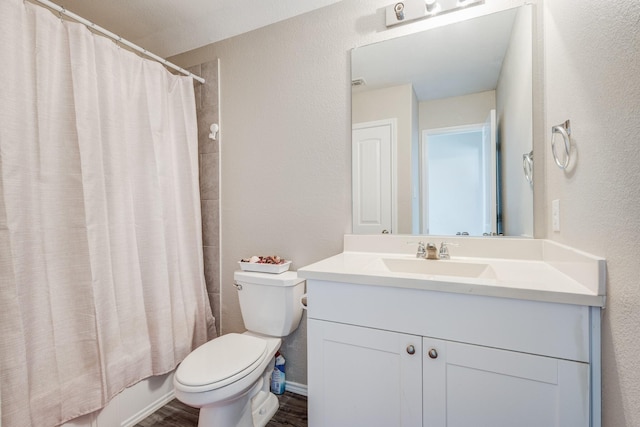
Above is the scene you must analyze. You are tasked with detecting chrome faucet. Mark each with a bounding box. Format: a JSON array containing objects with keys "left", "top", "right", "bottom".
[
  {"left": 425, "top": 243, "right": 439, "bottom": 260},
  {"left": 416, "top": 242, "right": 440, "bottom": 259}
]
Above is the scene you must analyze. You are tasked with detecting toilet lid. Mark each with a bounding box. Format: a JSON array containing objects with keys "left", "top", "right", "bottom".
[{"left": 176, "top": 333, "right": 267, "bottom": 387}]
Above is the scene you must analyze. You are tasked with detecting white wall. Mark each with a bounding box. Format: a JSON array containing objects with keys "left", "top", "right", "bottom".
[
  {"left": 419, "top": 90, "right": 496, "bottom": 130},
  {"left": 497, "top": 5, "right": 534, "bottom": 237},
  {"left": 170, "top": 1, "right": 640, "bottom": 424},
  {"left": 542, "top": 1, "right": 640, "bottom": 425},
  {"left": 171, "top": 0, "right": 524, "bottom": 386}
]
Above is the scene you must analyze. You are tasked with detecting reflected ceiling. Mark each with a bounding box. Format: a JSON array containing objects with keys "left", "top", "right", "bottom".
[{"left": 351, "top": 8, "right": 518, "bottom": 101}]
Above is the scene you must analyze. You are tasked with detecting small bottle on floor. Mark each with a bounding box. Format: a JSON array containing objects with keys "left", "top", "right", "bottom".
[{"left": 270, "top": 352, "right": 286, "bottom": 394}]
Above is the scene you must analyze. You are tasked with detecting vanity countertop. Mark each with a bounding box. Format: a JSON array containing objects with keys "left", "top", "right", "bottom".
[{"left": 297, "top": 236, "right": 606, "bottom": 307}]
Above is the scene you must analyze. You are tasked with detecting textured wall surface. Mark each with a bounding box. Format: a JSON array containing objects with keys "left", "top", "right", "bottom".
[
  {"left": 170, "top": 0, "right": 525, "bottom": 385},
  {"left": 497, "top": 5, "right": 534, "bottom": 237},
  {"left": 542, "top": 0, "right": 640, "bottom": 425},
  {"left": 171, "top": 1, "right": 640, "bottom": 424}
]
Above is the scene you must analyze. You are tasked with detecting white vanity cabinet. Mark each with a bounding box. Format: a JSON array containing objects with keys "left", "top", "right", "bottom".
[
  {"left": 306, "top": 279, "right": 600, "bottom": 427},
  {"left": 421, "top": 337, "right": 589, "bottom": 427},
  {"left": 308, "top": 320, "right": 422, "bottom": 426}
]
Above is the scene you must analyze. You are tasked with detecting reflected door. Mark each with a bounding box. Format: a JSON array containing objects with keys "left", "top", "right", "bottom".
[
  {"left": 422, "top": 112, "right": 496, "bottom": 236},
  {"left": 352, "top": 120, "right": 396, "bottom": 234},
  {"left": 482, "top": 109, "right": 498, "bottom": 234}
]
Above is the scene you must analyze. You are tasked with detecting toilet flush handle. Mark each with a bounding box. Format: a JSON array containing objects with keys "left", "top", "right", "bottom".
[
  {"left": 300, "top": 293, "right": 308, "bottom": 310},
  {"left": 233, "top": 281, "right": 243, "bottom": 291}
]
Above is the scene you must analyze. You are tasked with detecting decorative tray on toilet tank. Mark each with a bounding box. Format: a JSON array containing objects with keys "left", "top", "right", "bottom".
[{"left": 238, "top": 255, "right": 291, "bottom": 274}]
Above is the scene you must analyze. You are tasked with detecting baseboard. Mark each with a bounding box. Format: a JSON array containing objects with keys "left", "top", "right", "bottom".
[
  {"left": 285, "top": 381, "right": 308, "bottom": 397},
  {"left": 121, "top": 390, "right": 175, "bottom": 427},
  {"left": 116, "top": 380, "right": 304, "bottom": 426}
]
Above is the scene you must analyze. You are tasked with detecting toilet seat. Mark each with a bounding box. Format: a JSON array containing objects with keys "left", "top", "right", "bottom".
[{"left": 175, "top": 333, "right": 268, "bottom": 393}]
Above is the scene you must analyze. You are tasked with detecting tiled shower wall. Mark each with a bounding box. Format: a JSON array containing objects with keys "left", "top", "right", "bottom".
[{"left": 188, "top": 60, "right": 220, "bottom": 336}]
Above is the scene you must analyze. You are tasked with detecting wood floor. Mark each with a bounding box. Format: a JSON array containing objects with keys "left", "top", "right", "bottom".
[{"left": 135, "top": 391, "right": 307, "bottom": 427}]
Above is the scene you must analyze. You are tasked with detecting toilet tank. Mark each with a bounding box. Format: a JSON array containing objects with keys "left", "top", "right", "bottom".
[{"left": 233, "top": 270, "right": 305, "bottom": 337}]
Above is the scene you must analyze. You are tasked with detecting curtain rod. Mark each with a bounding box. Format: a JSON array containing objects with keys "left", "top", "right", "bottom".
[{"left": 31, "top": 0, "right": 205, "bottom": 84}]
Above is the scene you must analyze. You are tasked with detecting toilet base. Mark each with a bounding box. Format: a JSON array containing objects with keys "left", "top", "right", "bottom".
[
  {"left": 197, "top": 389, "right": 254, "bottom": 427},
  {"left": 196, "top": 380, "right": 280, "bottom": 427},
  {"left": 251, "top": 391, "right": 279, "bottom": 427}
]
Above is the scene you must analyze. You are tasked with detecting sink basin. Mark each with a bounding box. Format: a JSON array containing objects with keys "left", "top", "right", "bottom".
[{"left": 382, "top": 258, "right": 496, "bottom": 279}]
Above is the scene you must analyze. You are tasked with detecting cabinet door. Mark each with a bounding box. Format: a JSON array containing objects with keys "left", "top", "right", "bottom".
[
  {"left": 423, "top": 337, "right": 589, "bottom": 427},
  {"left": 308, "top": 319, "right": 422, "bottom": 427}
]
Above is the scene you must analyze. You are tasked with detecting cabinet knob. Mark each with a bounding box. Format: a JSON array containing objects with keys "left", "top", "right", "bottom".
[
  {"left": 406, "top": 345, "right": 416, "bottom": 355},
  {"left": 427, "top": 348, "right": 438, "bottom": 359}
]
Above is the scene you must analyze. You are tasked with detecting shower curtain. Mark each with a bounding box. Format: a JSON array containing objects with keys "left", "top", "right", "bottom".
[{"left": 0, "top": 1, "right": 215, "bottom": 425}]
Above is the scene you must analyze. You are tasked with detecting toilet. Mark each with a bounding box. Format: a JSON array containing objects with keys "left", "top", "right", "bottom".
[{"left": 174, "top": 270, "right": 305, "bottom": 427}]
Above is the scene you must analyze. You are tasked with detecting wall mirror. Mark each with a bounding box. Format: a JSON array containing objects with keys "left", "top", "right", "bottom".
[{"left": 351, "top": 5, "right": 534, "bottom": 237}]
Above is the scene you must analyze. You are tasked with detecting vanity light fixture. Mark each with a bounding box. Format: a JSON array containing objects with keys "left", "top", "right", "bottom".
[
  {"left": 394, "top": 2, "right": 405, "bottom": 20},
  {"left": 386, "top": 0, "right": 427, "bottom": 26},
  {"left": 425, "top": 0, "right": 441, "bottom": 15},
  {"left": 385, "top": 0, "right": 483, "bottom": 27}
]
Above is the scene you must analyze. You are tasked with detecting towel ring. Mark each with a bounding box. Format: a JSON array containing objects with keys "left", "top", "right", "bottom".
[
  {"left": 522, "top": 150, "right": 533, "bottom": 185},
  {"left": 551, "top": 120, "right": 571, "bottom": 169}
]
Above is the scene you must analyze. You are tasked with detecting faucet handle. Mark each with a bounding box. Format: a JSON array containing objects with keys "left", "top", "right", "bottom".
[
  {"left": 438, "top": 242, "right": 458, "bottom": 260},
  {"left": 415, "top": 241, "right": 426, "bottom": 258}
]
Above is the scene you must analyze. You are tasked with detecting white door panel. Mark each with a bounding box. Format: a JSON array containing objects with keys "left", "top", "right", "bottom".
[{"left": 352, "top": 120, "right": 395, "bottom": 234}]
